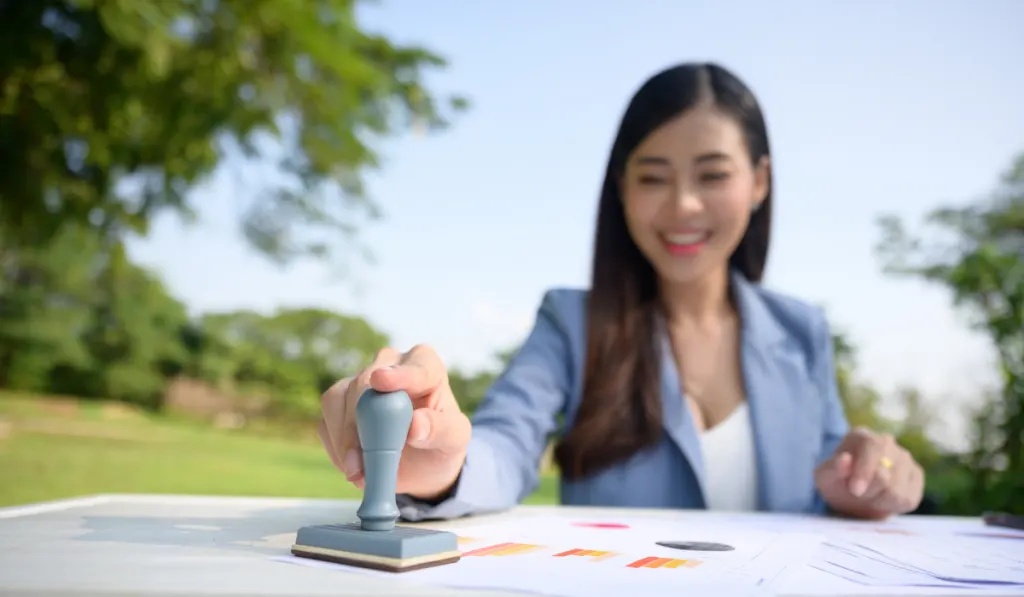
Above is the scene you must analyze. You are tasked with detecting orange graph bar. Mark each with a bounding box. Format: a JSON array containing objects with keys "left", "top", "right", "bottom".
[
  {"left": 627, "top": 556, "right": 659, "bottom": 568},
  {"left": 553, "top": 548, "right": 620, "bottom": 562},
  {"left": 491, "top": 543, "right": 543, "bottom": 556},
  {"left": 463, "top": 542, "right": 515, "bottom": 556},
  {"left": 464, "top": 542, "right": 543, "bottom": 557},
  {"left": 627, "top": 557, "right": 702, "bottom": 569}
]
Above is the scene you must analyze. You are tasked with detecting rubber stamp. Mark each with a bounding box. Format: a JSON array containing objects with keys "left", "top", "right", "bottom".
[{"left": 291, "top": 388, "right": 461, "bottom": 572}]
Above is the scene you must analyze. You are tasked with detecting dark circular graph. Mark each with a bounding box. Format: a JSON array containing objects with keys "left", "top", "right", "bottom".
[{"left": 656, "top": 540, "right": 736, "bottom": 552}]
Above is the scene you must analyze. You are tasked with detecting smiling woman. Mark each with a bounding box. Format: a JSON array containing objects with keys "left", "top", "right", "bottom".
[
  {"left": 562, "top": 65, "right": 773, "bottom": 487},
  {"left": 317, "top": 62, "right": 926, "bottom": 524}
]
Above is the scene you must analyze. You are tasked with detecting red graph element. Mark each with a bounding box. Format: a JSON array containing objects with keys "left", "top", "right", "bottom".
[{"left": 571, "top": 522, "right": 630, "bottom": 529}]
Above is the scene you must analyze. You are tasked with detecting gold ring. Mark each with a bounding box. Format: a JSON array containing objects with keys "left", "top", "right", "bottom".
[{"left": 879, "top": 456, "right": 894, "bottom": 470}]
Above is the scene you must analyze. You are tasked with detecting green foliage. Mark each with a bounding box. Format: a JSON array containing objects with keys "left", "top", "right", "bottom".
[
  {"left": 0, "top": 225, "right": 97, "bottom": 391},
  {"left": 0, "top": 0, "right": 467, "bottom": 264},
  {"left": 0, "top": 221, "right": 394, "bottom": 417},
  {"left": 191, "top": 308, "right": 391, "bottom": 418},
  {"left": 0, "top": 223, "right": 190, "bottom": 407},
  {"left": 0, "top": 0, "right": 468, "bottom": 418},
  {"left": 876, "top": 151, "right": 1024, "bottom": 515}
]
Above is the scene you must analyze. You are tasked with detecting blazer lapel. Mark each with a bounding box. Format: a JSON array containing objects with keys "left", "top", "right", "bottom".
[
  {"left": 730, "top": 271, "right": 809, "bottom": 512},
  {"left": 655, "top": 270, "right": 811, "bottom": 512},
  {"left": 656, "top": 326, "right": 708, "bottom": 507}
]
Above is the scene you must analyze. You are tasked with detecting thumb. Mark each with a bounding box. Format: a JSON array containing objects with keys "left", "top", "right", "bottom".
[{"left": 407, "top": 407, "right": 471, "bottom": 452}]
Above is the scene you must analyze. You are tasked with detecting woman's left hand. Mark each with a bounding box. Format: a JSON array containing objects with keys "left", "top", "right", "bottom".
[{"left": 814, "top": 427, "right": 925, "bottom": 519}]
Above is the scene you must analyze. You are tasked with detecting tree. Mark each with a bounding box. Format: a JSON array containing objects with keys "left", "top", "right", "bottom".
[
  {"left": 193, "top": 307, "right": 390, "bottom": 418},
  {"left": 0, "top": 224, "right": 99, "bottom": 391},
  {"left": 0, "top": 221, "right": 191, "bottom": 407},
  {"left": 0, "top": 0, "right": 467, "bottom": 264},
  {"left": 875, "top": 151, "right": 1024, "bottom": 513}
]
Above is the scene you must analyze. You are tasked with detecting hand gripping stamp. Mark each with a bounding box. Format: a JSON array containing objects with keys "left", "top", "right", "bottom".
[{"left": 291, "top": 388, "right": 461, "bottom": 572}]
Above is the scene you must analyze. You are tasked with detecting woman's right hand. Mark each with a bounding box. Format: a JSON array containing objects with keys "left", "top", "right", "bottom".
[{"left": 318, "top": 344, "right": 472, "bottom": 501}]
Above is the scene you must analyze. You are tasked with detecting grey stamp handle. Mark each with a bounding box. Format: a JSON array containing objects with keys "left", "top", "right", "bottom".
[{"left": 355, "top": 388, "right": 413, "bottom": 531}]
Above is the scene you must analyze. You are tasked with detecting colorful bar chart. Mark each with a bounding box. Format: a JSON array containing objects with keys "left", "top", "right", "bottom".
[
  {"left": 552, "top": 548, "right": 620, "bottom": 562},
  {"left": 626, "top": 556, "right": 702, "bottom": 569},
  {"left": 463, "top": 542, "right": 545, "bottom": 557}
]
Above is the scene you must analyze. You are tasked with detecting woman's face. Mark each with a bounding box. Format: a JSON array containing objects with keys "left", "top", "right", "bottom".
[{"left": 620, "top": 103, "right": 769, "bottom": 286}]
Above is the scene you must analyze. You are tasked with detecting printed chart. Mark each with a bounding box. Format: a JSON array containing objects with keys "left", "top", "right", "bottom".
[
  {"left": 277, "top": 514, "right": 825, "bottom": 597},
  {"left": 459, "top": 538, "right": 707, "bottom": 571},
  {"left": 459, "top": 539, "right": 705, "bottom": 569}
]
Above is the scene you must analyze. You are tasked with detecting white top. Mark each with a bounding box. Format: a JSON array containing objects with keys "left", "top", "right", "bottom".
[{"left": 699, "top": 401, "right": 760, "bottom": 511}]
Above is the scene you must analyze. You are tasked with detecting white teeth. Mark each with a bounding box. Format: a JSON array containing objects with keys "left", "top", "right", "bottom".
[{"left": 665, "top": 233, "right": 706, "bottom": 244}]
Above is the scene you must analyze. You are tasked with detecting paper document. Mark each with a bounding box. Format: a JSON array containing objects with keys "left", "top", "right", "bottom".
[
  {"left": 275, "top": 514, "right": 824, "bottom": 597},
  {"left": 811, "top": 531, "right": 1024, "bottom": 591},
  {"left": 642, "top": 510, "right": 1024, "bottom": 592}
]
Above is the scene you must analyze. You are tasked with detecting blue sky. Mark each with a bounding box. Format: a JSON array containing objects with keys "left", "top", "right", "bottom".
[{"left": 128, "top": 1, "right": 1023, "bottom": 437}]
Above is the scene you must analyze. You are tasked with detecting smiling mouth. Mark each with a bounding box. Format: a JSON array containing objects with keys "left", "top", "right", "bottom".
[{"left": 661, "top": 231, "right": 711, "bottom": 256}]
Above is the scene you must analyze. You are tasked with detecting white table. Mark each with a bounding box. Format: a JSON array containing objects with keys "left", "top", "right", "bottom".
[{"left": 0, "top": 494, "right": 1007, "bottom": 597}]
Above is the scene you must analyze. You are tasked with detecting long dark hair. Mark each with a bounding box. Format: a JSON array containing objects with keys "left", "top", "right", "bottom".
[{"left": 553, "top": 63, "right": 774, "bottom": 480}]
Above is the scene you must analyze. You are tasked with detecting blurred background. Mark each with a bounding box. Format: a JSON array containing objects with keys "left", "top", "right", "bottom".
[{"left": 0, "top": 0, "right": 1021, "bottom": 515}]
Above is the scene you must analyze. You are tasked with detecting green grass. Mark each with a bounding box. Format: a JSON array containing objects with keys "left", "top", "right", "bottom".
[{"left": 0, "top": 394, "right": 560, "bottom": 508}]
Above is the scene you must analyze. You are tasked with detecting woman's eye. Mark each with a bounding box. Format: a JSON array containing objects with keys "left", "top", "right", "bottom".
[
  {"left": 638, "top": 175, "right": 666, "bottom": 185},
  {"left": 700, "top": 172, "right": 730, "bottom": 183}
]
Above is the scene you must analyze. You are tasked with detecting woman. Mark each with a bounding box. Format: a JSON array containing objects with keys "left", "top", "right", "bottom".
[{"left": 318, "top": 62, "right": 925, "bottom": 521}]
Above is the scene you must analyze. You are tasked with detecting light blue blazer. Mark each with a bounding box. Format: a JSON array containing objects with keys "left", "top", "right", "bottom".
[{"left": 398, "top": 270, "right": 850, "bottom": 521}]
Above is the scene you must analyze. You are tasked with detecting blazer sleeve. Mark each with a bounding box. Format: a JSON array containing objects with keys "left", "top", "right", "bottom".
[
  {"left": 808, "top": 307, "right": 851, "bottom": 513},
  {"left": 397, "top": 290, "right": 572, "bottom": 521}
]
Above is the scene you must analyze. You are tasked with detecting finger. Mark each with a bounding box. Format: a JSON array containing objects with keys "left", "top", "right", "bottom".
[
  {"left": 406, "top": 407, "right": 472, "bottom": 453},
  {"left": 318, "top": 418, "right": 344, "bottom": 473},
  {"left": 871, "top": 458, "right": 919, "bottom": 513},
  {"left": 902, "top": 463, "right": 925, "bottom": 511},
  {"left": 338, "top": 348, "right": 403, "bottom": 474},
  {"left": 343, "top": 448, "right": 365, "bottom": 484},
  {"left": 319, "top": 416, "right": 365, "bottom": 484},
  {"left": 817, "top": 451, "right": 853, "bottom": 485},
  {"left": 341, "top": 347, "right": 403, "bottom": 439},
  {"left": 319, "top": 376, "right": 354, "bottom": 471},
  {"left": 859, "top": 461, "right": 892, "bottom": 501},
  {"left": 848, "top": 437, "right": 885, "bottom": 498},
  {"left": 320, "top": 376, "right": 353, "bottom": 437},
  {"left": 371, "top": 344, "right": 447, "bottom": 402}
]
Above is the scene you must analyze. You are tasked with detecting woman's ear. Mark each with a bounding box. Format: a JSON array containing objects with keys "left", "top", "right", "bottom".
[{"left": 752, "top": 155, "right": 771, "bottom": 209}]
